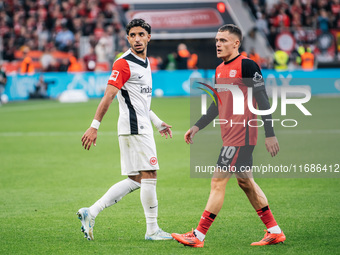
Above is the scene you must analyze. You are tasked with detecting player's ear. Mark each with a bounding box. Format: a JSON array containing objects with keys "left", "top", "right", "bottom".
[
  {"left": 147, "top": 34, "right": 151, "bottom": 42},
  {"left": 234, "top": 40, "right": 240, "bottom": 49}
]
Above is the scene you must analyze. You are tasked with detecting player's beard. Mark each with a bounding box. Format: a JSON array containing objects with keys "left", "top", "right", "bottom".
[{"left": 133, "top": 45, "right": 146, "bottom": 54}]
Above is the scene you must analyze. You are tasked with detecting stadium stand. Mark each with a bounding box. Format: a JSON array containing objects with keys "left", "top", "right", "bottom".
[
  {"left": 242, "top": 0, "right": 340, "bottom": 68},
  {"left": 1, "top": 0, "right": 339, "bottom": 72},
  {"left": 0, "top": 0, "right": 124, "bottom": 73}
]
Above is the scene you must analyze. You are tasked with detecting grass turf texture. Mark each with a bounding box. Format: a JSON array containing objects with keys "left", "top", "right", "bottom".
[{"left": 0, "top": 97, "right": 339, "bottom": 254}]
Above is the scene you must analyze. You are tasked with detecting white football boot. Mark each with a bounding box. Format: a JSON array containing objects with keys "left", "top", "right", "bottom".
[
  {"left": 145, "top": 228, "right": 173, "bottom": 240},
  {"left": 77, "top": 208, "right": 95, "bottom": 240}
]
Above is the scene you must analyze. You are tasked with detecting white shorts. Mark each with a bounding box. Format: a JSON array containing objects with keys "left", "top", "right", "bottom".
[{"left": 118, "top": 134, "right": 159, "bottom": 176}]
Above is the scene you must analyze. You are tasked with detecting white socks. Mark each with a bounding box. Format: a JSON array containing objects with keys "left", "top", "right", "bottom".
[
  {"left": 89, "top": 178, "right": 140, "bottom": 218},
  {"left": 194, "top": 229, "right": 205, "bottom": 242},
  {"left": 140, "top": 178, "right": 159, "bottom": 235},
  {"left": 268, "top": 225, "right": 282, "bottom": 234},
  {"left": 88, "top": 177, "right": 160, "bottom": 236}
]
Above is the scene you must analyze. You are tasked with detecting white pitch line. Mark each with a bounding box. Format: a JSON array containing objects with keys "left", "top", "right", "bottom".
[
  {"left": 0, "top": 103, "right": 78, "bottom": 113},
  {"left": 0, "top": 129, "right": 340, "bottom": 137}
]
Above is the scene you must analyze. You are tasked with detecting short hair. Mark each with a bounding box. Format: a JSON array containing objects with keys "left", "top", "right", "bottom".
[
  {"left": 126, "top": 19, "right": 151, "bottom": 35},
  {"left": 218, "top": 24, "right": 242, "bottom": 42}
]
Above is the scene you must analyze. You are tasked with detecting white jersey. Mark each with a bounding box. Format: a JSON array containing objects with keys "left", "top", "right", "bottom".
[{"left": 108, "top": 49, "right": 153, "bottom": 135}]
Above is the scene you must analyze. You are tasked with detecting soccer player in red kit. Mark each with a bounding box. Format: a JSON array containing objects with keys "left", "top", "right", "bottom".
[
  {"left": 77, "top": 19, "right": 173, "bottom": 241},
  {"left": 172, "top": 24, "right": 285, "bottom": 247}
]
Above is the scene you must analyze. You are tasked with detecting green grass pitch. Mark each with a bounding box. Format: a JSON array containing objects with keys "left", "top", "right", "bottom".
[{"left": 0, "top": 96, "right": 339, "bottom": 254}]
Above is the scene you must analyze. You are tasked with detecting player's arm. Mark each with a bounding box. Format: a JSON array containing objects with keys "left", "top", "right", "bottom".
[
  {"left": 254, "top": 90, "right": 279, "bottom": 157},
  {"left": 81, "top": 58, "right": 130, "bottom": 150},
  {"left": 242, "top": 59, "right": 279, "bottom": 157},
  {"left": 81, "top": 85, "right": 119, "bottom": 150},
  {"left": 149, "top": 110, "right": 172, "bottom": 139},
  {"left": 184, "top": 95, "right": 219, "bottom": 144}
]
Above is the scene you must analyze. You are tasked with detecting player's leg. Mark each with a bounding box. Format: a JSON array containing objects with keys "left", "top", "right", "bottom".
[
  {"left": 172, "top": 176, "right": 231, "bottom": 247},
  {"left": 140, "top": 170, "right": 173, "bottom": 240},
  {"left": 237, "top": 177, "right": 285, "bottom": 245},
  {"left": 89, "top": 177, "right": 141, "bottom": 217},
  {"left": 235, "top": 146, "right": 285, "bottom": 245},
  {"left": 140, "top": 170, "right": 158, "bottom": 236},
  {"left": 77, "top": 177, "right": 140, "bottom": 240},
  {"left": 77, "top": 135, "right": 141, "bottom": 240},
  {"left": 237, "top": 177, "right": 268, "bottom": 209},
  {"left": 172, "top": 146, "right": 236, "bottom": 247},
  {"left": 196, "top": 175, "right": 231, "bottom": 237},
  {"left": 130, "top": 134, "right": 172, "bottom": 240}
]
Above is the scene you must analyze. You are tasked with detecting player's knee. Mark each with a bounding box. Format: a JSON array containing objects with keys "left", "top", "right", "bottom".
[
  {"left": 128, "top": 175, "right": 141, "bottom": 183},
  {"left": 237, "top": 178, "right": 253, "bottom": 191},
  {"left": 140, "top": 170, "right": 157, "bottom": 179},
  {"left": 210, "top": 178, "right": 227, "bottom": 192}
]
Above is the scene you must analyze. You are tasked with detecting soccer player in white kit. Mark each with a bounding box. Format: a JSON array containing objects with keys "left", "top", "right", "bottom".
[{"left": 77, "top": 19, "right": 173, "bottom": 241}]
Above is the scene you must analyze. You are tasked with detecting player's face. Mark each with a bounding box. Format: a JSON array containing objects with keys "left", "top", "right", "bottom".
[
  {"left": 127, "top": 27, "right": 151, "bottom": 56},
  {"left": 215, "top": 31, "right": 240, "bottom": 61}
]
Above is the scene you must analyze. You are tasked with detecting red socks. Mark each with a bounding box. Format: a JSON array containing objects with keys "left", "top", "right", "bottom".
[
  {"left": 196, "top": 210, "right": 216, "bottom": 235},
  {"left": 195, "top": 206, "right": 278, "bottom": 238},
  {"left": 256, "top": 206, "right": 277, "bottom": 229}
]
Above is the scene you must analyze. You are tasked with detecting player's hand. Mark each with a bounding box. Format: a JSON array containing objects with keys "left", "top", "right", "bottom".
[
  {"left": 81, "top": 127, "right": 98, "bottom": 150},
  {"left": 265, "top": 136, "right": 279, "bottom": 157},
  {"left": 159, "top": 122, "right": 172, "bottom": 139},
  {"left": 184, "top": 126, "right": 199, "bottom": 144}
]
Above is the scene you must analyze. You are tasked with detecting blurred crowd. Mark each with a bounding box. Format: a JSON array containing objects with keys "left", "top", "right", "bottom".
[
  {"left": 244, "top": 0, "right": 340, "bottom": 36},
  {"left": 0, "top": 0, "right": 127, "bottom": 73},
  {"left": 242, "top": 0, "right": 340, "bottom": 70},
  {"left": 0, "top": 0, "right": 200, "bottom": 73},
  {"left": 148, "top": 43, "right": 198, "bottom": 72},
  {"left": 1, "top": 0, "right": 337, "bottom": 74}
]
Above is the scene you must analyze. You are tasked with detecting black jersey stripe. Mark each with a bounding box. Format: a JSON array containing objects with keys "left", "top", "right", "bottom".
[
  {"left": 121, "top": 89, "right": 138, "bottom": 134},
  {"left": 123, "top": 53, "right": 148, "bottom": 68}
]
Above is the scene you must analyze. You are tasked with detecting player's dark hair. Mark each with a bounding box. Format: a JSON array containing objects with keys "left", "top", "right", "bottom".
[
  {"left": 126, "top": 19, "right": 151, "bottom": 35},
  {"left": 218, "top": 24, "right": 242, "bottom": 42}
]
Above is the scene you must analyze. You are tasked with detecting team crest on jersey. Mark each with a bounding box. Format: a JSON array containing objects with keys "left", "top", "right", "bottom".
[
  {"left": 229, "top": 70, "right": 237, "bottom": 77},
  {"left": 150, "top": 157, "right": 158, "bottom": 165},
  {"left": 253, "top": 72, "right": 263, "bottom": 82},
  {"left": 109, "top": 70, "right": 119, "bottom": 81}
]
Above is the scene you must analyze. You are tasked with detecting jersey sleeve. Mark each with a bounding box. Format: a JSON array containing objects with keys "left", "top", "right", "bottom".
[
  {"left": 241, "top": 58, "right": 265, "bottom": 94},
  {"left": 107, "top": 58, "right": 131, "bottom": 89},
  {"left": 242, "top": 59, "right": 275, "bottom": 137}
]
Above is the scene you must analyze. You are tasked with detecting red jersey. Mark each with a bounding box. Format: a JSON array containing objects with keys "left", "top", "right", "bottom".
[{"left": 215, "top": 55, "right": 266, "bottom": 146}]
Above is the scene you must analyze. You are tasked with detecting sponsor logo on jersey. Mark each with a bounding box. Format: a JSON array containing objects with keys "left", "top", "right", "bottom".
[
  {"left": 253, "top": 72, "right": 263, "bottom": 82},
  {"left": 150, "top": 157, "right": 158, "bottom": 165},
  {"left": 254, "top": 82, "right": 265, "bottom": 88},
  {"left": 109, "top": 70, "right": 119, "bottom": 81},
  {"left": 229, "top": 70, "right": 237, "bottom": 77},
  {"left": 140, "top": 86, "right": 152, "bottom": 94}
]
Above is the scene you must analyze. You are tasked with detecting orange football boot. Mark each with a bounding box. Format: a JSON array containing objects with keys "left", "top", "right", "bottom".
[
  {"left": 251, "top": 230, "right": 286, "bottom": 246},
  {"left": 172, "top": 229, "right": 204, "bottom": 248}
]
